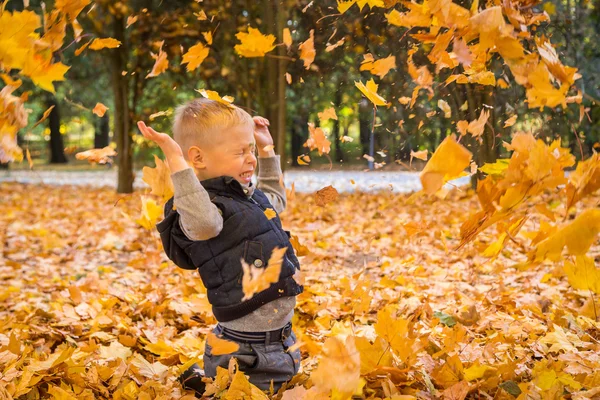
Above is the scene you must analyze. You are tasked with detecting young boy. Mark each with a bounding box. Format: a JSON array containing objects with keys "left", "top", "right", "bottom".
[{"left": 137, "top": 98, "right": 303, "bottom": 395}]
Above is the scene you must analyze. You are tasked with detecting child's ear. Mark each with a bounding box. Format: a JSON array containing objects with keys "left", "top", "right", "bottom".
[{"left": 188, "top": 146, "right": 206, "bottom": 169}]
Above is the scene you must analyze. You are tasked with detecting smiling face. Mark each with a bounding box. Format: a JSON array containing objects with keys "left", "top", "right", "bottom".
[{"left": 189, "top": 123, "right": 257, "bottom": 186}]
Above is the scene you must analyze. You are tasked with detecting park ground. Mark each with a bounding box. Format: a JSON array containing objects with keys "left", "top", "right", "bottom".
[{"left": 1, "top": 179, "right": 599, "bottom": 398}]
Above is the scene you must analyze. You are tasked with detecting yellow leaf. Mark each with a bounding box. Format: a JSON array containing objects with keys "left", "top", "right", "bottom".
[
  {"left": 299, "top": 29, "right": 316, "bottom": 69},
  {"left": 318, "top": 107, "right": 338, "bottom": 123},
  {"left": 142, "top": 155, "right": 174, "bottom": 203},
  {"left": 438, "top": 99, "right": 451, "bottom": 118},
  {"left": 360, "top": 54, "right": 396, "bottom": 78},
  {"left": 195, "top": 89, "right": 235, "bottom": 107},
  {"left": 283, "top": 28, "right": 292, "bottom": 48},
  {"left": 464, "top": 363, "right": 495, "bottom": 381},
  {"left": 55, "top": 0, "right": 90, "bottom": 22},
  {"left": 456, "top": 120, "right": 468, "bottom": 136},
  {"left": 89, "top": 38, "right": 122, "bottom": 50},
  {"left": 543, "top": 2, "right": 556, "bottom": 15},
  {"left": 130, "top": 353, "right": 169, "bottom": 381},
  {"left": 146, "top": 41, "right": 168, "bottom": 78},
  {"left": 93, "top": 102, "right": 108, "bottom": 117},
  {"left": 135, "top": 197, "right": 163, "bottom": 230},
  {"left": 234, "top": 27, "right": 276, "bottom": 58},
  {"left": 539, "top": 324, "right": 586, "bottom": 354},
  {"left": 182, "top": 42, "right": 209, "bottom": 72},
  {"left": 355, "top": 79, "right": 388, "bottom": 107},
  {"left": 241, "top": 247, "right": 286, "bottom": 300},
  {"left": 503, "top": 114, "right": 517, "bottom": 128},
  {"left": 467, "top": 109, "right": 489, "bottom": 137},
  {"left": 264, "top": 208, "right": 277, "bottom": 220},
  {"left": 24, "top": 61, "right": 70, "bottom": 93},
  {"left": 311, "top": 335, "right": 361, "bottom": 395},
  {"left": 223, "top": 369, "right": 268, "bottom": 400},
  {"left": 410, "top": 149, "right": 428, "bottom": 163},
  {"left": 206, "top": 332, "right": 240, "bottom": 356},
  {"left": 535, "top": 209, "right": 600, "bottom": 261},
  {"left": 420, "top": 135, "right": 472, "bottom": 195},
  {"left": 355, "top": 336, "right": 393, "bottom": 375},
  {"left": 564, "top": 255, "right": 600, "bottom": 294}
]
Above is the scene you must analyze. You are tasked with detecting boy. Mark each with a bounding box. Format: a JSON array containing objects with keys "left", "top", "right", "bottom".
[{"left": 137, "top": 98, "right": 303, "bottom": 395}]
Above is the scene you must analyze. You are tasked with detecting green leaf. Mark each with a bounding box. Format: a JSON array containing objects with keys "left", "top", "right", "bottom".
[
  {"left": 499, "top": 381, "right": 522, "bottom": 397},
  {"left": 433, "top": 311, "right": 456, "bottom": 327}
]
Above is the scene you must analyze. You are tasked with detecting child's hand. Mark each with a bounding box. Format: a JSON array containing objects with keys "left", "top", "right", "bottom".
[
  {"left": 137, "top": 121, "right": 188, "bottom": 173},
  {"left": 253, "top": 116, "right": 275, "bottom": 157}
]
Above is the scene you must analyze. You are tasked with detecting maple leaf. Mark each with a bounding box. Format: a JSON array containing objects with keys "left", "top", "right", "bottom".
[
  {"left": 563, "top": 255, "right": 600, "bottom": 294},
  {"left": 317, "top": 107, "right": 337, "bottom": 123},
  {"left": 565, "top": 153, "right": 600, "bottom": 210},
  {"left": 206, "top": 332, "right": 240, "bottom": 355},
  {"left": 420, "top": 135, "right": 472, "bottom": 195},
  {"left": 467, "top": 109, "right": 489, "bottom": 137},
  {"left": 360, "top": 54, "right": 396, "bottom": 78},
  {"left": 146, "top": 41, "right": 168, "bottom": 78},
  {"left": 234, "top": 27, "right": 276, "bottom": 58},
  {"left": 299, "top": 29, "right": 316, "bottom": 69},
  {"left": 54, "top": 0, "right": 90, "bottom": 22},
  {"left": 223, "top": 369, "right": 268, "bottom": 400},
  {"left": 89, "top": 38, "right": 122, "bottom": 50},
  {"left": 75, "top": 146, "right": 117, "bottom": 164},
  {"left": 142, "top": 155, "right": 174, "bottom": 203},
  {"left": 539, "top": 324, "right": 587, "bottom": 354},
  {"left": 304, "top": 123, "right": 331, "bottom": 155},
  {"left": 93, "top": 102, "right": 108, "bottom": 117},
  {"left": 241, "top": 246, "right": 286, "bottom": 300},
  {"left": 503, "top": 114, "right": 517, "bottom": 127},
  {"left": 130, "top": 353, "right": 169, "bottom": 382},
  {"left": 195, "top": 89, "right": 235, "bottom": 107},
  {"left": 135, "top": 196, "right": 163, "bottom": 230},
  {"left": 181, "top": 42, "right": 210, "bottom": 72},
  {"left": 355, "top": 79, "right": 388, "bottom": 107},
  {"left": 22, "top": 58, "right": 70, "bottom": 93},
  {"left": 310, "top": 335, "right": 361, "bottom": 394}
]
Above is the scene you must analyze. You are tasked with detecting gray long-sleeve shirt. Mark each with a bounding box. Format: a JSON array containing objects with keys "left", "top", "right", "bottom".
[{"left": 170, "top": 155, "right": 296, "bottom": 332}]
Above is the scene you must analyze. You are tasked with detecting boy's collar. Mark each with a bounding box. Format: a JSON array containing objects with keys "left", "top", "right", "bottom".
[{"left": 200, "top": 176, "right": 254, "bottom": 198}]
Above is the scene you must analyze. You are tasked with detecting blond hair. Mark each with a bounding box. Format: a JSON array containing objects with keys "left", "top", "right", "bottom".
[{"left": 172, "top": 98, "right": 254, "bottom": 160}]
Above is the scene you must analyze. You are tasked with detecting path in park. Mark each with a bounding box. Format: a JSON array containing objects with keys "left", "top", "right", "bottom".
[{"left": 0, "top": 168, "right": 470, "bottom": 193}]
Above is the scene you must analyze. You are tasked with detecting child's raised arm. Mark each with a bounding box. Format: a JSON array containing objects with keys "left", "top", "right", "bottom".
[{"left": 253, "top": 117, "right": 287, "bottom": 213}]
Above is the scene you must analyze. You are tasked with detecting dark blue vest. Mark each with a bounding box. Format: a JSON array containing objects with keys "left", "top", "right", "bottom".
[{"left": 157, "top": 175, "right": 303, "bottom": 322}]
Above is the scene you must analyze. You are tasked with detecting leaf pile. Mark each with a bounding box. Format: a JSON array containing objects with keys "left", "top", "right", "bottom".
[{"left": 2, "top": 173, "right": 600, "bottom": 398}]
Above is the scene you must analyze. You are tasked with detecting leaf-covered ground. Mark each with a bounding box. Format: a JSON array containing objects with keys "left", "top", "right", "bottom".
[{"left": 1, "top": 181, "right": 600, "bottom": 399}]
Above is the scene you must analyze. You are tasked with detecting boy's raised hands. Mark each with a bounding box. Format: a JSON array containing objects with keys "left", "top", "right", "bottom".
[
  {"left": 253, "top": 116, "right": 275, "bottom": 158},
  {"left": 137, "top": 121, "right": 189, "bottom": 173}
]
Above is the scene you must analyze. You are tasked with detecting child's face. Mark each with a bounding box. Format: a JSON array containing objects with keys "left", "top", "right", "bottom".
[{"left": 196, "top": 123, "right": 257, "bottom": 185}]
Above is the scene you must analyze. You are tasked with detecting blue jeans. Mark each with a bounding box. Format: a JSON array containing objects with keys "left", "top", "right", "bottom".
[{"left": 203, "top": 324, "right": 301, "bottom": 392}]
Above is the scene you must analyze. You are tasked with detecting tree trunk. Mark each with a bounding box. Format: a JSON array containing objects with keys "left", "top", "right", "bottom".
[
  {"left": 47, "top": 95, "right": 68, "bottom": 164},
  {"left": 275, "top": 0, "right": 288, "bottom": 170},
  {"left": 111, "top": 16, "right": 133, "bottom": 193},
  {"left": 333, "top": 88, "right": 345, "bottom": 163},
  {"left": 358, "top": 99, "right": 372, "bottom": 167},
  {"left": 94, "top": 112, "right": 110, "bottom": 149}
]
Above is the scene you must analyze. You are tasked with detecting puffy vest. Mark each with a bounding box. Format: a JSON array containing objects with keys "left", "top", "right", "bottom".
[{"left": 157, "top": 175, "right": 303, "bottom": 322}]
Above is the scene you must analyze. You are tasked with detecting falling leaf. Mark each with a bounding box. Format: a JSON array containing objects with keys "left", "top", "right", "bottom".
[
  {"left": 467, "top": 109, "right": 489, "bottom": 137},
  {"left": 241, "top": 246, "right": 286, "bottom": 300},
  {"left": 456, "top": 120, "right": 468, "bottom": 136},
  {"left": 410, "top": 149, "right": 428, "bottom": 164},
  {"left": 421, "top": 135, "right": 472, "bottom": 195},
  {"left": 283, "top": 28, "right": 292, "bottom": 48},
  {"left": 304, "top": 123, "right": 331, "bottom": 155},
  {"left": 299, "top": 29, "right": 315, "bottom": 69},
  {"left": 503, "top": 114, "right": 517, "bottom": 128},
  {"left": 146, "top": 41, "right": 168, "bottom": 78},
  {"left": 318, "top": 107, "right": 337, "bottom": 123},
  {"left": 315, "top": 185, "right": 339, "bottom": 207},
  {"left": 126, "top": 15, "right": 138, "bottom": 28},
  {"left": 92, "top": 102, "right": 108, "bottom": 117},
  {"left": 135, "top": 196, "right": 163, "bottom": 230},
  {"left": 297, "top": 154, "right": 311, "bottom": 165},
  {"left": 195, "top": 89, "right": 235, "bottom": 107},
  {"left": 32, "top": 105, "right": 55, "bottom": 128},
  {"left": 75, "top": 146, "right": 116, "bottom": 164},
  {"left": 563, "top": 255, "right": 600, "bottom": 294},
  {"left": 142, "top": 155, "right": 174, "bottom": 203},
  {"left": 311, "top": 335, "right": 361, "bottom": 395},
  {"left": 438, "top": 99, "right": 451, "bottom": 118},
  {"left": 360, "top": 54, "right": 396, "bottom": 78},
  {"left": 234, "top": 27, "right": 276, "bottom": 58},
  {"left": 206, "top": 332, "right": 240, "bottom": 355},
  {"left": 355, "top": 79, "right": 388, "bottom": 107},
  {"left": 89, "top": 38, "right": 121, "bottom": 50},
  {"left": 182, "top": 43, "right": 209, "bottom": 72}
]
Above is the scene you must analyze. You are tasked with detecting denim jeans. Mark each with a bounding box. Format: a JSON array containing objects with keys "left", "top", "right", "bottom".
[{"left": 203, "top": 324, "right": 301, "bottom": 392}]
